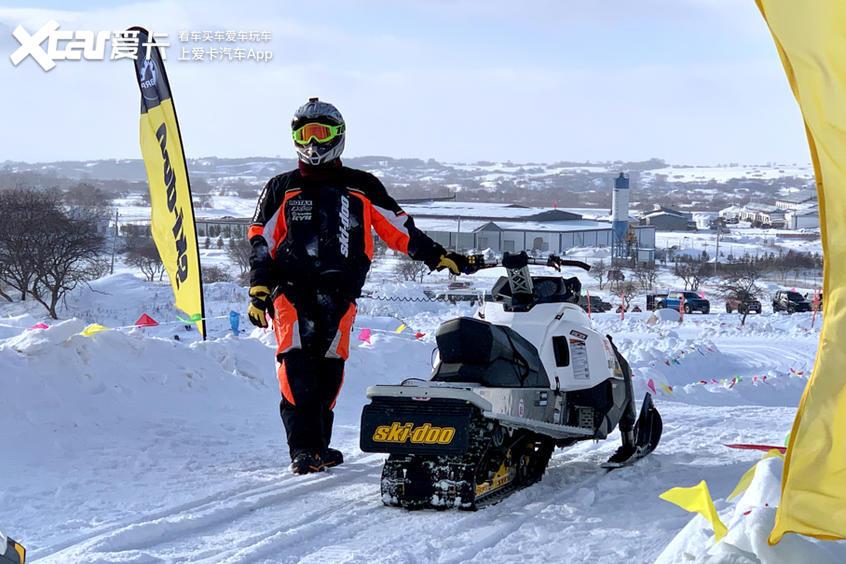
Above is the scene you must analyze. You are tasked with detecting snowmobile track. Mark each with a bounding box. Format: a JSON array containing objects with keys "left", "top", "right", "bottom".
[{"left": 36, "top": 453, "right": 383, "bottom": 562}]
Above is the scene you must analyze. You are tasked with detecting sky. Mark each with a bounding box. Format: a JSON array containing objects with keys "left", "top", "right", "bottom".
[{"left": 0, "top": 0, "right": 811, "bottom": 165}]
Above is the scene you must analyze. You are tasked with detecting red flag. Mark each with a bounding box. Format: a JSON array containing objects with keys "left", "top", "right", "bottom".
[
  {"left": 725, "top": 443, "right": 787, "bottom": 454},
  {"left": 134, "top": 313, "right": 159, "bottom": 327}
]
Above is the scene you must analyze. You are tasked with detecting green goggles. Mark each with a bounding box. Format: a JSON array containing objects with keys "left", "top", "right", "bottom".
[{"left": 292, "top": 122, "right": 345, "bottom": 145}]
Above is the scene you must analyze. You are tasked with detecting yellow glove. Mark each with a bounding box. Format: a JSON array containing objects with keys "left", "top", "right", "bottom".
[
  {"left": 435, "top": 252, "right": 470, "bottom": 275},
  {"left": 248, "top": 285, "right": 271, "bottom": 328}
]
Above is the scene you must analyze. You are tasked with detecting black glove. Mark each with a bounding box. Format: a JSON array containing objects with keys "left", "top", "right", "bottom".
[
  {"left": 433, "top": 252, "right": 471, "bottom": 275},
  {"left": 247, "top": 285, "right": 271, "bottom": 328}
]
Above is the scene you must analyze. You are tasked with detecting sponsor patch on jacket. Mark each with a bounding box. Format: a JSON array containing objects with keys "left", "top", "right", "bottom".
[
  {"left": 289, "top": 200, "right": 312, "bottom": 221},
  {"left": 569, "top": 329, "right": 588, "bottom": 340}
]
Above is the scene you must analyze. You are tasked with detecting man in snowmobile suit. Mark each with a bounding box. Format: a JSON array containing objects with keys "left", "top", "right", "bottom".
[{"left": 247, "top": 97, "right": 470, "bottom": 474}]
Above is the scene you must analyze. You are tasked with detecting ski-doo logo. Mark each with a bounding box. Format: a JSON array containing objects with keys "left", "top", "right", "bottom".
[
  {"left": 372, "top": 422, "right": 456, "bottom": 445},
  {"left": 339, "top": 194, "right": 350, "bottom": 257},
  {"left": 156, "top": 123, "right": 189, "bottom": 287}
]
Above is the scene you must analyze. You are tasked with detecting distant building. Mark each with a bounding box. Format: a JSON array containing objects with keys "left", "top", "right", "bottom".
[
  {"left": 737, "top": 202, "right": 786, "bottom": 228},
  {"left": 639, "top": 205, "right": 696, "bottom": 231},
  {"left": 776, "top": 190, "right": 817, "bottom": 211},
  {"left": 785, "top": 206, "right": 820, "bottom": 230}
]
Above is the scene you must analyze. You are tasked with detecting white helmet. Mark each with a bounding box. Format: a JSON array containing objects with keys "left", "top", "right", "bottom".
[{"left": 291, "top": 97, "right": 345, "bottom": 166}]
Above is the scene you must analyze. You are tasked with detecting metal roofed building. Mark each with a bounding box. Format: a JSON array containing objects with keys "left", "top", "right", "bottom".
[
  {"left": 404, "top": 202, "right": 655, "bottom": 263},
  {"left": 775, "top": 190, "right": 818, "bottom": 211}
]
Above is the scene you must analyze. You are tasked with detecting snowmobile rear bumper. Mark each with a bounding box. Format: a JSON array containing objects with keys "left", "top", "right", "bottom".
[{"left": 360, "top": 397, "right": 475, "bottom": 456}]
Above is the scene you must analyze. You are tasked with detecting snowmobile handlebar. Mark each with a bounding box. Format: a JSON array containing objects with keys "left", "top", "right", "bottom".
[{"left": 464, "top": 251, "right": 591, "bottom": 274}]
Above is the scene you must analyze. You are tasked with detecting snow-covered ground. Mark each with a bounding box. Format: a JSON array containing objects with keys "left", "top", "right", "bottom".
[{"left": 1, "top": 262, "right": 841, "bottom": 563}]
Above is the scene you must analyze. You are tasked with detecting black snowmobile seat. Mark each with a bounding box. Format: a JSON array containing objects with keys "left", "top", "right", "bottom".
[{"left": 432, "top": 317, "right": 548, "bottom": 388}]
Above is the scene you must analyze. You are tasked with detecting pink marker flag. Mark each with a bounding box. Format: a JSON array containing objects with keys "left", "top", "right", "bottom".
[
  {"left": 647, "top": 378, "right": 657, "bottom": 395},
  {"left": 357, "top": 327, "right": 372, "bottom": 344},
  {"left": 30, "top": 322, "right": 49, "bottom": 330},
  {"left": 415, "top": 331, "right": 426, "bottom": 339}
]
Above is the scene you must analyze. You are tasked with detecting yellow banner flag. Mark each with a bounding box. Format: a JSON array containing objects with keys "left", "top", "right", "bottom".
[
  {"left": 659, "top": 480, "right": 727, "bottom": 542},
  {"left": 130, "top": 27, "right": 206, "bottom": 339},
  {"left": 80, "top": 323, "right": 109, "bottom": 337},
  {"left": 755, "top": 0, "right": 846, "bottom": 544}
]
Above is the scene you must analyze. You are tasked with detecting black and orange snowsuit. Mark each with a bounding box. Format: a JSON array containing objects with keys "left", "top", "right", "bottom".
[{"left": 249, "top": 160, "right": 445, "bottom": 457}]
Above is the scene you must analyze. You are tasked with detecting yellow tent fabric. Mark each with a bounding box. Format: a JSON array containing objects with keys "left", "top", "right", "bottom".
[
  {"left": 659, "top": 480, "right": 727, "bottom": 542},
  {"left": 80, "top": 324, "right": 109, "bottom": 337},
  {"left": 755, "top": 0, "right": 846, "bottom": 544}
]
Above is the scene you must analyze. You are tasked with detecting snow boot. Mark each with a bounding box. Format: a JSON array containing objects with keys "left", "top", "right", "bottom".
[
  {"left": 321, "top": 448, "right": 344, "bottom": 469},
  {"left": 290, "top": 451, "right": 327, "bottom": 475}
]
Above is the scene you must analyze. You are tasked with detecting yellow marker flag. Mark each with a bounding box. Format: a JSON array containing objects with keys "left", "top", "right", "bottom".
[
  {"left": 130, "top": 27, "right": 206, "bottom": 339},
  {"left": 394, "top": 323, "right": 407, "bottom": 334},
  {"left": 755, "top": 1, "right": 846, "bottom": 544},
  {"left": 728, "top": 449, "right": 785, "bottom": 501},
  {"left": 660, "top": 480, "right": 727, "bottom": 542},
  {"left": 81, "top": 323, "right": 109, "bottom": 337}
]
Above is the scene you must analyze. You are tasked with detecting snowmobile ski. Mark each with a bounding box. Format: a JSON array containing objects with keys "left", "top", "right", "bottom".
[{"left": 601, "top": 393, "right": 663, "bottom": 469}]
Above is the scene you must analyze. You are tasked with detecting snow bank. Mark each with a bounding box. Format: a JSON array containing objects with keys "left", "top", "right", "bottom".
[{"left": 656, "top": 456, "right": 846, "bottom": 563}]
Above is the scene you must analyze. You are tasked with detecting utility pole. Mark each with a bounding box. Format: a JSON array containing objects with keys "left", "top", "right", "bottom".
[
  {"left": 714, "top": 223, "right": 720, "bottom": 276},
  {"left": 110, "top": 209, "right": 119, "bottom": 275}
]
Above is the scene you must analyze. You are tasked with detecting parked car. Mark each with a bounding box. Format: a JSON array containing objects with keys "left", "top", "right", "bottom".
[
  {"left": 646, "top": 292, "right": 668, "bottom": 311},
  {"left": 656, "top": 291, "right": 711, "bottom": 314},
  {"left": 579, "top": 294, "right": 612, "bottom": 313},
  {"left": 772, "top": 290, "right": 812, "bottom": 313},
  {"left": 725, "top": 296, "right": 762, "bottom": 314}
]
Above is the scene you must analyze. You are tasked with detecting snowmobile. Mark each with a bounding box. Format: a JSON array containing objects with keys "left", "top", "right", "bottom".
[{"left": 359, "top": 251, "right": 662, "bottom": 509}]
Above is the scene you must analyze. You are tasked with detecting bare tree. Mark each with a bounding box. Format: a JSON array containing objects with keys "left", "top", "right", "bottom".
[
  {"left": 202, "top": 265, "right": 232, "bottom": 283},
  {"left": 30, "top": 207, "right": 107, "bottom": 319},
  {"left": 718, "top": 261, "right": 765, "bottom": 326},
  {"left": 395, "top": 254, "right": 428, "bottom": 283},
  {"left": 0, "top": 279, "right": 13, "bottom": 303},
  {"left": 620, "top": 280, "right": 638, "bottom": 310},
  {"left": 63, "top": 182, "right": 113, "bottom": 209},
  {"left": 673, "top": 257, "right": 712, "bottom": 291},
  {"left": 0, "top": 189, "right": 57, "bottom": 301},
  {"left": 591, "top": 259, "right": 608, "bottom": 290},
  {"left": 633, "top": 261, "right": 659, "bottom": 291},
  {"left": 226, "top": 236, "right": 251, "bottom": 276},
  {"left": 125, "top": 238, "right": 166, "bottom": 282}
]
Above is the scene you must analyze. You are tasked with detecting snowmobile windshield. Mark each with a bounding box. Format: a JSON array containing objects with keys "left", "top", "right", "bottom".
[{"left": 292, "top": 122, "right": 344, "bottom": 145}]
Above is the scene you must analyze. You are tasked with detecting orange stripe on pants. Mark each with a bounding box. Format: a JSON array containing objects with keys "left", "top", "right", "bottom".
[
  {"left": 277, "top": 360, "right": 296, "bottom": 405},
  {"left": 334, "top": 303, "right": 356, "bottom": 360},
  {"left": 272, "top": 294, "right": 299, "bottom": 356}
]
